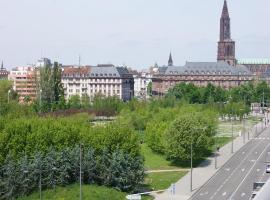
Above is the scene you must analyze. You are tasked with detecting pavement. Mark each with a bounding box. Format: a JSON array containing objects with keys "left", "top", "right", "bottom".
[{"left": 155, "top": 120, "right": 269, "bottom": 200}]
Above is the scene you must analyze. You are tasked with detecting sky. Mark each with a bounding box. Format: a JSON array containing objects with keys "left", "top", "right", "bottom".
[{"left": 0, "top": 0, "right": 270, "bottom": 70}]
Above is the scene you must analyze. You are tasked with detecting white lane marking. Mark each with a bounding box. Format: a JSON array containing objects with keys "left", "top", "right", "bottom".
[
  {"left": 225, "top": 168, "right": 230, "bottom": 171},
  {"left": 250, "top": 159, "right": 256, "bottom": 162},
  {"left": 222, "top": 192, "right": 227, "bottom": 196},
  {"left": 208, "top": 141, "right": 263, "bottom": 200},
  {"left": 241, "top": 193, "right": 246, "bottom": 197},
  {"left": 229, "top": 143, "right": 270, "bottom": 199},
  {"left": 257, "top": 169, "right": 261, "bottom": 172},
  {"left": 242, "top": 151, "right": 245, "bottom": 154},
  {"left": 255, "top": 152, "right": 258, "bottom": 154},
  {"left": 241, "top": 168, "right": 245, "bottom": 172}
]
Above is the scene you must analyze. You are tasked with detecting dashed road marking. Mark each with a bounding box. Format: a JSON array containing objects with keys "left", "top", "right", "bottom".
[
  {"left": 257, "top": 169, "right": 261, "bottom": 172},
  {"left": 225, "top": 168, "right": 230, "bottom": 171},
  {"left": 222, "top": 192, "right": 227, "bottom": 196},
  {"left": 241, "top": 168, "right": 245, "bottom": 172},
  {"left": 241, "top": 193, "right": 246, "bottom": 197}
]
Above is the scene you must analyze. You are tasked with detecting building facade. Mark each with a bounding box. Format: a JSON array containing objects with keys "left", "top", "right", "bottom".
[
  {"left": 133, "top": 72, "right": 152, "bottom": 99},
  {"left": 152, "top": 62, "right": 252, "bottom": 95},
  {"left": 152, "top": 0, "right": 254, "bottom": 95},
  {"left": 62, "top": 65, "right": 134, "bottom": 101},
  {"left": 9, "top": 66, "right": 37, "bottom": 103},
  {"left": 238, "top": 59, "right": 270, "bottom": 78},
  {"left": 0, "top": 62, "right": 9, "bottom": 80}
]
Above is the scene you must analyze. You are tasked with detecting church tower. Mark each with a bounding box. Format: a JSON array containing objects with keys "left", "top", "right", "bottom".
[
  {"left": 168, "top": 52, "right": 173, "bottom": 66},
  {"left": 217, "top": 0, "right": 236, "bottom": 66}
]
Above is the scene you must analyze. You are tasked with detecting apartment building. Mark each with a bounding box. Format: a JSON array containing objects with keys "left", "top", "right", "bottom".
[
  {"left": 62, "top": 65, "right": 134, "bottom": 101},
  {"left": 9, "top": 66, "right": 37, "bottom": 103}
]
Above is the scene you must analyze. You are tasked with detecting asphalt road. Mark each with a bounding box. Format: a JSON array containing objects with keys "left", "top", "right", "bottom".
[{"left": 191, "top": 127, "right": 270, "bottom": 200}]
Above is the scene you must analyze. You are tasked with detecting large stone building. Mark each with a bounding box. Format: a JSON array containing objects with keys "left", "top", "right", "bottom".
[
  {"left": 62, "top": 65, "right": 134, "bottom": 101},
  {"left": 238, "top": 59, "right": 270, "bottom": 79},
  {"left": 9, "top": 66, "right": 37, "bottom": 103},
  {"left": 152, "top": 0, "right": 255, "bottom": 95},
  {"left": 0, "top": 61, "right": 9, "bottom": 80}
]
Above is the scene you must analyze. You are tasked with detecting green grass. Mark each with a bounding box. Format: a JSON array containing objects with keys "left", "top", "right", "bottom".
[
  {"left": 18, "top": 184, "right": 153, "bottom": 200},
  {"left": 141, "top": 144, "right": 184, "bottom": 170},
  {"left": 218, "top": 115, "right": 262, "bottom": 137},
  {"left": 144, "top": 171, "right": 187, "bottom": 191},
  {"left": 214, "top": 137, "right": 232, "bottom": 150}
]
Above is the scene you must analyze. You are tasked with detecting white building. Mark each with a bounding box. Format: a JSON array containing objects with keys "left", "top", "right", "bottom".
[
  {"left": 61, "top": 65, "right": 134, "bottom": 101},
  {"left": 133, "top": 72, "right": 152, "bottom": 98}
]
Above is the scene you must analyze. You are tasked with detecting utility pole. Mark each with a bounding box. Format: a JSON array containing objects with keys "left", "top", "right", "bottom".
[
  {"left": 215, "top": 130, "right": 218, "bottom": 169},
  {"left": 80, "top": 144, "right": 83, "bottom": 200},
  {"left": 190, "top": 130, "right": 193, "bottom": 192},
  {"left": 231, "top": 111, "right": 234, "bottom": 154}
]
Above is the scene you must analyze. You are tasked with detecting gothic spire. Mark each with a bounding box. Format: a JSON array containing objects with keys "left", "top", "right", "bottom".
[
  {"left": 168, "top": 52, "right": 173, "bottom": 66},
  {"left": 221, "top": 0, "right": 229, "bottom": 18},
  {"left": 1, "top": 61, "right": 3, "bottom": 70}
]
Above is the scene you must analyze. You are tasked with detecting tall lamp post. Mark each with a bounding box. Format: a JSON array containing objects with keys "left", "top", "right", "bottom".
[
  {"left": 214, "top": 130, "right": 218, "bottom": 169},
  {"left": 231, "top": 109, "right": 234, "bottom": 154},
  {"left": 190, "top": 127, "right": 206, "bottom": 192}
]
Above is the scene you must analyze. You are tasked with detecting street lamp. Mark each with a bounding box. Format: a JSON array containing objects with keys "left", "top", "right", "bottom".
[
  {"left": 239, "top": 108, "right": 246, "bottom": 144},
  {"left": 80, "top": 144, "right": 84, "bottom": 200},
  {"left": 190, "top": 127, "right": 207, "bottom": 192},
  {"left": 231, "top": 109, "right": 234, "bottom": 154}
]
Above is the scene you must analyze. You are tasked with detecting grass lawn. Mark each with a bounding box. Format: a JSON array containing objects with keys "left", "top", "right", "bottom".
[
  {"left": 144, "top": 171, "right": 187, "bottom": 191},
  {"left": 18, "top": 184, "right": 153, "bottom": 200},
  {"left": 218, "top": 115, "right": 262, "bottom": 137},
  {"left": 141, "top": 144, "right": 185, "bottom": 170},
  {"left": 214, "top": 136, "right": 232, "bottom": 150}
]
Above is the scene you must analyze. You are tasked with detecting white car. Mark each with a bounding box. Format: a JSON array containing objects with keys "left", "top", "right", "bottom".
[{"left": 266, "top": 164, "right": 270, "bottom": 173}]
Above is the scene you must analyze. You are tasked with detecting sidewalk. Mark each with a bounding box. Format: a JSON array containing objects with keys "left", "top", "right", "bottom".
[{"left": 154, "top": 121, "right": 266, "bottom": 200}]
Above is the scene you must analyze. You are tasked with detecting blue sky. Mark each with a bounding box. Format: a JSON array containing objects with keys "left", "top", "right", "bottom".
[{"left": 0, "top": 0, "right": 269, "bottom": 69}]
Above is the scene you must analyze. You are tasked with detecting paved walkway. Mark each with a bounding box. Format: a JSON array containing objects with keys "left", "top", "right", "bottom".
[{"left": 154, "top": 121, "right": 267, "bottom": 200}]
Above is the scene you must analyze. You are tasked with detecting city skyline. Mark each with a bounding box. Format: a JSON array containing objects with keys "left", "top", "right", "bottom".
[{"left": 0, "top": 0, "right": 270, "bottom": 69}]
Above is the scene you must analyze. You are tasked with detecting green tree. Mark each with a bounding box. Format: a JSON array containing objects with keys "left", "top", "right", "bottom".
[
  {"left": 68, "top": 95, "right": 81, "bottom": 109},
  {"left": 147, "top": 82, "right": 152, "bottom": 96},
  {"left": 165, "top": 111, "right": 216, "bottom": 163}
]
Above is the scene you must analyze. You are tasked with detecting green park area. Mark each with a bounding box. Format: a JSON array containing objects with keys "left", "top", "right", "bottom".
[{"left": 0, "top": 79, "right": 269, "bottom": 200}]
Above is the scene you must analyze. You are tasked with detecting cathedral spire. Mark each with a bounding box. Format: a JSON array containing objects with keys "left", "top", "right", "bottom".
[
  {"left": 217, "top": 0, "right": 236, "bottom": 66},
  {"left": 222, "top": 0, "right": 229, "bottom": 17},
  {"left": 168, "top": 52, "right": 173, "bottom": 66},
  {"left": 1, "top": 61, "right": 3, "bottom": 70}
]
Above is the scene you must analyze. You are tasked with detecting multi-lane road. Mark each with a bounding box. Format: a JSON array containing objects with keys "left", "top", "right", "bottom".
[{"left": 191, "top": 127, "right": 270, "bottom": 200}]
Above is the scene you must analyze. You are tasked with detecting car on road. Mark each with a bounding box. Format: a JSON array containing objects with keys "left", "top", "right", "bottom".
[{"left": 266, "top": 164, "right": 270, "bottom": 173}]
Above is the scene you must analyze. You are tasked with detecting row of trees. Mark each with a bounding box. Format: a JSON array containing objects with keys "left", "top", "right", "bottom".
[
  {"left": 0, "top": 147, "right": 144, "bottom": 199},
  {"left": 0, "top": 114, "right": 140, "bottom": 164},
  {"left": 166, "top": 82, "right": 270, "bottom": 105}
]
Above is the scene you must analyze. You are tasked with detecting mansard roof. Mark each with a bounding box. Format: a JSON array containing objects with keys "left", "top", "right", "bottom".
[
  {"left": 158, "top": 61, "right": 251, "bottom": 76},
  {"left": 62, "top": 65, "right": 132, "bottom": 78}
]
